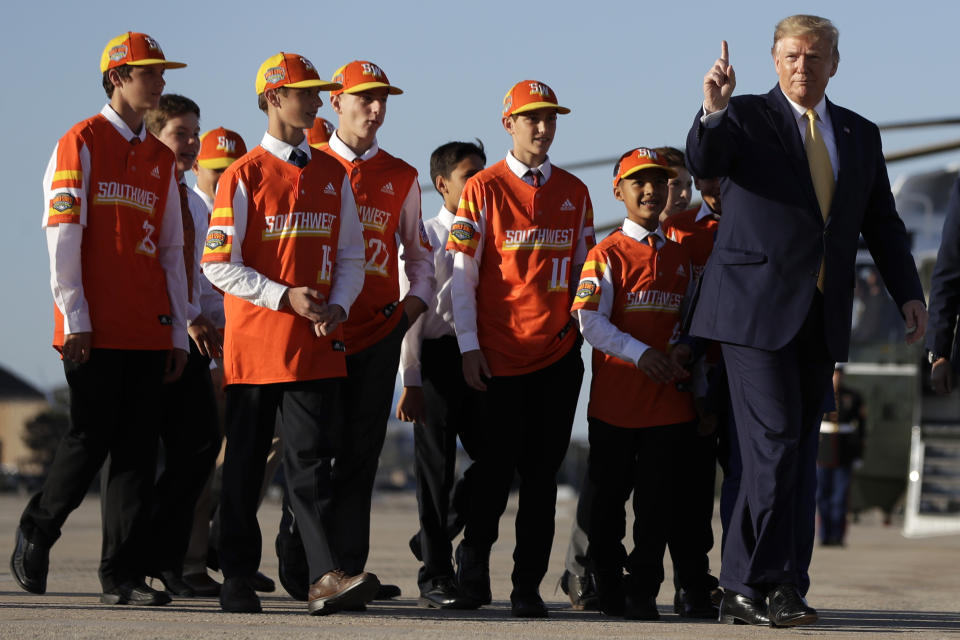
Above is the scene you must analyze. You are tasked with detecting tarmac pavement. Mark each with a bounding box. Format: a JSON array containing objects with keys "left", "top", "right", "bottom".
[{"left": 1, "top": 491, "right": 958, "bottom": 639}]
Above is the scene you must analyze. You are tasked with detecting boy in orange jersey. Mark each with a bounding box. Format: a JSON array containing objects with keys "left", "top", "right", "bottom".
[
  {"left": 572, "top": 148, "right": 703, "bottom": 620},
  {"left": 11, "top": 32, "right": 189, "bottom": 606},
  {"left": 655, "top": 146, "right": 692, "bottom": 221},
  {"left": 284, "top": 59, "right": 433, "bottom": 601},
  {"left": 185, "top": 126, "right": 278, "bottom": 597},
  {"left": 201, "top": 52, "right": 372, "bottom": 616},
  {"left": 446, "top": 80, "right": 594, "bottom": 617},
  {"left": 140, "top": 95, "right": 224, "bottom": 597}
]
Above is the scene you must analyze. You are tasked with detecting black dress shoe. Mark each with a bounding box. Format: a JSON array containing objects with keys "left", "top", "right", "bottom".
[
  {"left": 220, "top": 577, "right": 262, "bottom": 613},
  {"left": 418, "top": 576, "right": 471, "bottom": 609},
  {"left": 624, "top": 594, "right": 660, "bottom": 621},
  {"left": 10, "top": 527, "right": 49, "bottom": 595},
  {"left": 511, "top": 591, "right": 548, "bottom": 618},
  {"left": 150, "top": 570, "right": 195, "bottom": 597},
  {"left": 276, "top": 535, "right": 308, "bottom": 601},
  {"left": 674, "top": 588, "right": 719, "bottom": 619},
  {"left": 375, "top": 583, "right": 401, "bottom": 600},
  {"left": 455, "top": 544, "right": 491, "bottom": 607},
  {"left": 767, "top": 584, "right": 818, "bottom": 627},
  {"left": 718, "top": 590, "right": 770, "bottom": 625},
  {"left": 101, "top": 580, "right": 172, "bottom": 605},
  {"left": 559, "top": 569, "right": 599, "bottom": 611},
  {"left": 250, "top": 570, "right": 275, "bottom": 593},
  {"left": 182, "top": 571, "right": 221, "bottom": 597}
]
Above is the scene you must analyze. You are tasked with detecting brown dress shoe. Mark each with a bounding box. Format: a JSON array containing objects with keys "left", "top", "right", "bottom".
[{"left": 307, "top": 570, "right": 380, "bottom": 616}]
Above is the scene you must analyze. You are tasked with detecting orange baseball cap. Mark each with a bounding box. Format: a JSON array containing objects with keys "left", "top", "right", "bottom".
[
  {"left": 502, "top": 80, "right": 570, "bottom": 117},
  {"left": 613, "top": 148, "right": 678, "bottom": 187},
  {"left": 305, "top": 118, "right": 336, "bottom": 149},
  {"left": 330, "top": 60, "right": 403, "bottom": 96},
  {"left": 197, "top": 127, "right": 247, "bottom": 169},
  {"left": 256, "top": 53, "right": 342, "bottom": 95},
  {"left": 100, "top": 32, "right": 186, "bottom": 72}
]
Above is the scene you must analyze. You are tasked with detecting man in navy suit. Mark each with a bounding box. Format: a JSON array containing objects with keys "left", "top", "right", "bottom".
[
  {"left": 927, "top": 177, "right": 960, "bottom": 393},
  {"left": 686, "top": 14, "right": 926, "bottom": 627}
]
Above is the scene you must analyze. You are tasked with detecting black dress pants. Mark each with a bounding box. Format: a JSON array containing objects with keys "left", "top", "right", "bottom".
[
  {"left": 147, "top": 341, "right": 221, "bottom": 574},
  {"left": 413, "top": 335, "right": 481, "bottom": 588},
  {"left": 719, "top": 294, "right": 833, "bottom": 600},
  {"left": 329, "top": 315, "right": 407, "bottom": 575},
  {"left": 460, "top": 342, "right": 583, "bottom": 593},
  {"left": 219, "top": 377, "right": 341, "bottom": 583},
  {"left": 587, "top": 418, "right": 701, "bottom": 600},
  {"left": 20, "top": 348, "right": 166, "bottom": 591}
]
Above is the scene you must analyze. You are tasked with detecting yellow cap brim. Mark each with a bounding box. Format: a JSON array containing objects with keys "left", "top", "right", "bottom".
[
  {"left": 287, "top": 79, "right": 343, "bottom": 91},
  {"left": 308, "top": 142, "right": 330, "bottom": 150},
  {"left": 509, "top": 102, "right": 571, "bottom": 116},
  {"left": 127, "top": 59, "right": 187, "bottom": 69},
  {"left": 618, "top": 164, "right": 679, "bottom": 183},
  {"left": 342, "top": 81, "right": 403, "bottom": 95},
  {"left": 197, "top": 157, "right": 237, "bottom": 170}
]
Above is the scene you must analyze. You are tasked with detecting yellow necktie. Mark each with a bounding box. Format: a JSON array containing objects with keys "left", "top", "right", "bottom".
[{"left": 805, "top": 109, "right": 834, "bottom": 291}]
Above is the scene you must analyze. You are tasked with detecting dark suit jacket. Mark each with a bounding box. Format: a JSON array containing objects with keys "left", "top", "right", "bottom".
[
  {"left": 925, "top": 176, "right": 960, "bottom": 364},
  {"left": 685, "top": 85, "right": 923, "bottom": 362}
]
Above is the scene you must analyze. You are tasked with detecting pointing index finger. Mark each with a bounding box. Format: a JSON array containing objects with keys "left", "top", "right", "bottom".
[{"left": 720, "top": 40, "right": 729, "bottom": 64}]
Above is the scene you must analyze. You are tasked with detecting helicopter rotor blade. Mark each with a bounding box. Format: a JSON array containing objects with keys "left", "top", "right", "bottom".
[
  {"left": 878, "top": 117, "right": 960, "bottom": 131},
  {"left": 885, "top": 138, "right": 960, "bottom": 163}
]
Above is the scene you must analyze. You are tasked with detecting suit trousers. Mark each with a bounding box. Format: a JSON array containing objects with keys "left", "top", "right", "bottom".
[
  {"left": 329, "top": 315, "right": 408, "bottom": 575},
  {"left": 219, "top": 378, "right": 341, "bottom": 583},
  {"left": 587, "top": 418, "right": 702, "bottom": 600},
  {"left": 719, "top": 293, "right": 833, "bottom": 600},
  {"left": 413, "top": 335, "right": 481, "bottom": 588},
  {"left": 460, "top": 341, "right": 583, "bottom": 593},
  {"left": 146, "top": 341, "right": 221, "bottom": 574},
  {"left": 20, "top": 348, "right": 166, "bottom": 591}
]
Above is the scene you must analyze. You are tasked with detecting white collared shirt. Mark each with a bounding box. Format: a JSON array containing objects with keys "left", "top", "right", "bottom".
[
  {"left": 398, "top": 206, "right": 459, "bottom": 386},
  {"left": 202, "top": 131, "right": 366, "bottom": 317},
  {"left": 43, "top": 104, "right": 188, "bottom": 350},
  {"left": 574, "top": 219, "right": 671, "bottom": 366},
  {"left": 505, "top": 151, "right": 552, "bottom": 186},
  {"left": 694, "top": 200, "right": 719, "bottom": 223},
  {"left": 187, "top": 182, "right": 225, "bottom": 329}
]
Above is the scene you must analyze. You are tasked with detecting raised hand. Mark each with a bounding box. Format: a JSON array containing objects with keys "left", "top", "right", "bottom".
[{"left": 703, "top": 40, "right": 736, "bottom": 113}]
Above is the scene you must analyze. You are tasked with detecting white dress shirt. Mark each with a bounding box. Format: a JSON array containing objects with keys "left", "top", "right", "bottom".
[
  {"left": 451, "top": 152, "right": 594, "bottom": 354},
  {"left": 398, "top": 206, "right": 458, "bottom": 386},
  {"left": 574, "top": 218, "right": 667, "bottom": 366},
  {"left": 326, "top": 132, "right": 435, "bottom": 308},
  {"left": 43, "top": 104, "right": 188, "bottom": 351},
  {"left": 202, "top": 132, "right": 366, "bottom": 317}
]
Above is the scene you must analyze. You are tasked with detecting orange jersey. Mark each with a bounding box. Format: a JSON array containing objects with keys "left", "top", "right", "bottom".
[
  {"left": 45, "top": 114, "right": 177, "bottom": 351},
  {"left": 202, "top": 147, "right": 349, "bottom": 385},
  {"left": 663, "top": 205, "right": 718, "bottom": 283},
  {"left": 572, "top": 230, "right": 695, "bottom": 428},
  {"left": 322, "top": 147, "right": 426, "bottom": 354},
  {"left": 447, "top": 159, "right": 595, "bottom": 375}
]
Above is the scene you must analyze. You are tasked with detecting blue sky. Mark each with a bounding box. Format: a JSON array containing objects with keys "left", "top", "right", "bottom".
[{"left": 2, "top": 0, "right": 958, "bottom": 435}]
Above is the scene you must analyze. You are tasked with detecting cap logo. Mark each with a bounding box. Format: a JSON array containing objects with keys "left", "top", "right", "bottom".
[
  {"left": 528, "top": 82, "right": 553, "bottom": 99},
  {"left": 502, "top": 94, "right": 513, "bottom": 115},
  {"left": 217, "top": 136, "right": 236, "bottom": 153},
  {"left": 300, "top": 57, "right": 315, "bottom": 71},
  {"left": 264, "top": 66, "right": 285, "bottom": 85},
  {"left": 636, "top": 149, "right": 656, "bottom": 160},
  {"left": 360, "top": 62, "right": 383, "bottom": 78},
  {"left": 109, "top": 45, "right": 128, "bottom": 62},
  {"left": 333, "top": 72, "right": 345, "bottom": 84},
  {"left": 143, "top": 35, "right": 161, "bottom": 52}
]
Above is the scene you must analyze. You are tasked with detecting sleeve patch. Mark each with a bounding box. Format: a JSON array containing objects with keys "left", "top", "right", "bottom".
[
  {"left": 205, "top": 229, "right": 227, "bottom": 250},
  {"left": 575, "top": 280, "right": 597, "bottom": 299},
  {"left": 450, "top": 222, "right": 475, "bottom": 242}
]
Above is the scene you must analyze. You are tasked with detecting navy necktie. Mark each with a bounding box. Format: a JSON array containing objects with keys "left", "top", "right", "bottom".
[{"left": 289, "top": 148, "right": 308, "bottom": 168}]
